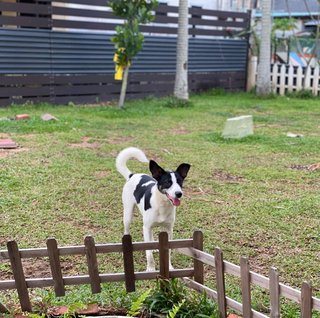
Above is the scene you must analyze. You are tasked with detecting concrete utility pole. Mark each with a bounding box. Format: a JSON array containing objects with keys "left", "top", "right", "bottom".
[
  {"left": 174, "top": 0, "right": 189, "bottom": 101},
  {"left": 256, "top": 0, "right": 272, "bottom": 95}
]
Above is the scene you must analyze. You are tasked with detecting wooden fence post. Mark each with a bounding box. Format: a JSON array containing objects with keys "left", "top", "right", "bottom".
[
  {"left": 0, "top": 302, "right": 8, "bottom": 314},
  {"left": 84, "top": 236, "right": 101, "bottom": 294},
  {"left": 47, "top": 237, "right": 65, "bottom": 297},
  {"left": 159, "top": 232, "right": 169, "bottom": 280},
  {"left": 296, "top": 66, "right": 303, "bottom": 91},
  {"left": 305, "top": 66, "right": 312, "bottom": 93},
  {"left": 287, "top": 65, "right": 294, "bottom": 93},
  {"left": 193, "top": 230, "right": 204, "bottom": 284},
  {"left": 240, "top": 256, "right": 252, "bottom": 318},
  {"left": 122, "top": 234, "right": 135, "bottom": 292},
  {"left": 312, "top": 65, "right": 319, "bottom": 96},
  {"left": 301, "top": 281, "right": 312, "bottom": 318},
  {"left": 271, "top": 63, "right": 278, "bottom": 93},
  {"left": 269, "top": 267, "right": 280, "bottom": 318},
  {"left": 215, "top": 247, "right": 227, "bottom": 318},
  {"left": 7, "top": 240, "right": 32, "bottom": 312},
  {"left": 279, "top": 64, "right": 286, "bottom": 95}
]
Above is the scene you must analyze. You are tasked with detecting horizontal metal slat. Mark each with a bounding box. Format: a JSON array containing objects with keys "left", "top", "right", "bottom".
[
  {"left": 189, "top": 17, "right": 248, "bottom": 29},
  {"left": 0, "top": 86, "right": 51, "bottom": 97},
  {"left": 0, "top": 74, "right": 52, "bottom": 85},
  {"left": 0, "top": 2, "right": 49, "bottom": 15},
  {"left": 0, "top": 16, "right": 50, "bottom": 28},
  {"left": 190, "top": 6, "right": 249, "bottom": 20},
  {"left": 52, "top": 6, "right": 115, "bottom": 20}
]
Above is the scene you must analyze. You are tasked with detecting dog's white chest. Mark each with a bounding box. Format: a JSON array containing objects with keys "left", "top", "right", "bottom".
[{"left": 151, "top": 204, "right": 175, "bottom": 226}]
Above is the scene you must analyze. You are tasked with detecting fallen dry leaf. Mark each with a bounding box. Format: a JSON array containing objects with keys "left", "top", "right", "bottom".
[{"left": 308, "top": 163, "right": 320, "bottom": 171}]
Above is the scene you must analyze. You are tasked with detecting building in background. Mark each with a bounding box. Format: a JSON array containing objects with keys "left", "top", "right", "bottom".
[
  {"left": 162, "top": 0, "right": 254, "bottom": 11},
  {"left": 253, "top": 0, "right": 320, "bottom": 66}
]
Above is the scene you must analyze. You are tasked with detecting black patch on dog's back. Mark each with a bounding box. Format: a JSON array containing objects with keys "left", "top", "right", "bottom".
[{"left": 133, "top": 175, "right": 155, "bottom": 210}]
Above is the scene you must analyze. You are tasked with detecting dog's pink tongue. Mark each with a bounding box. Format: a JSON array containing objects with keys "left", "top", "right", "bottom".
[
  {"left": 172, "top": 198, "right": 181, "bottom": 206},
  {"left": 166, "top": 194, "right": 181, "bottom": 206}
]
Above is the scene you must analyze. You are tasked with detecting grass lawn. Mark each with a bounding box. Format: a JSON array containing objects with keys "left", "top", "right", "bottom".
[{"left": 0, "top": 91, "right": 319, "bottom": 316}]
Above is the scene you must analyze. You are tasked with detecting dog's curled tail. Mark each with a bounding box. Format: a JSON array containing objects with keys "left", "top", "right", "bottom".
[{"left": 116, "top": 147, "right": 149, "bottom": 180}]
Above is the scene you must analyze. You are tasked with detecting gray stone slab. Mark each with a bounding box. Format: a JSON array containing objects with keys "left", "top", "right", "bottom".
[
  {"left": 41, "top": 113, "right": 58, "bottom": 121},
  {"left": 222, "top": 115, "right": 253, "bottom": 139}
]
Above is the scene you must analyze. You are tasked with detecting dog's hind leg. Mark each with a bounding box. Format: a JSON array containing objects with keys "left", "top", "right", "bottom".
[{"left": 123, "top": 196, "right": 135, "bottom": 235}]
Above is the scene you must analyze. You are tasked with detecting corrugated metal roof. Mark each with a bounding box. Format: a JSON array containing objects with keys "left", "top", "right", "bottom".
[
  {"left": 255, "top": 0, "right": 320, "bottom": 17},
  {"left": 273, "top": 0, "right": 320, "bottom": 14}
]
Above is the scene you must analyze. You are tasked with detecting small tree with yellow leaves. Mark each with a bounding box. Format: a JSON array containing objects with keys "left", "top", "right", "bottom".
[{"left": 109, "top": 0, "right": 158, "bottom": 108}]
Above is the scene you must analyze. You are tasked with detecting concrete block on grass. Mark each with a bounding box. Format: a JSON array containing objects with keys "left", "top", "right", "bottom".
[
  {"left": 222, "top": 115, "right": 253, "bottom": 139},
  {"left": 0, "top": 139, "right": 17, "bottom": 149},
  {"left": 15, "top": 114, "right": 30, "bottom": 120}
]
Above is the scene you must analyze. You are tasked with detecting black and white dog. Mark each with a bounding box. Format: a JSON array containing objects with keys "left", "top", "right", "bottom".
[{"left": 116, "top": 147, "right": 190, "bottom": 271}]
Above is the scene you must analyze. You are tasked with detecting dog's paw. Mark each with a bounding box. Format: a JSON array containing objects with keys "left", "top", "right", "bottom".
[
  {"left": 146, "top": 266, "right": 156, "bottom": 272},
  {"left": 169, "top": 264, "right": 174, "bottom": 271}
]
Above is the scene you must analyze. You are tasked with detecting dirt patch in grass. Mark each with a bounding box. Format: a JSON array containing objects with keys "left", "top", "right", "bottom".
[
  {"left": 22, "top": 258, "right": 51, "bottom": 279},
  {"left": 0, "top": 133, "right": 11, "bottom": 139},
  {"left": 69, "top": 136, "right": 135, "bottom": 149},
  {"left": 0, "top": 147, "right": 29, "bottom": 158},
  {"left": 243, "top": 244, "right": 280, "bottom": 276},
  {"left": 0, "top": 259, "right": 52, "bottom": 280},
  {"left": 69, "top": 137, "right": 102, "bottom": 149},
  {"left": 108, "top": 136, "right": 134, "bottom": 144},
  {"left": 289, "top": 163, "right": 320, "bottom": 171},
  {"left": 184, "top": 186, "right": 224, "bottom": 204},
  {"left": 289, "top": 164, "right": 310, "bottom": 171},
  {"left": 94, "top": 170, "right": 111, "bottom": 179},
  {"left": 212, "top": 170, "right": 246, "bottom": 183},
  {"left": 171, "top": 127, "right": 190, "bottom": 135}
]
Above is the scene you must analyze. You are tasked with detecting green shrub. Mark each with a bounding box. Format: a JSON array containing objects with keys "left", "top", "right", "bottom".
[
  {"left": 164, "top": 96, "right": 194, "bottom": 108},
  {"left": 286, "top": 89, "right": 315, "bottom": 99},
  {"left": 144, "top": 279, "right": 218, "bottom": 318}
]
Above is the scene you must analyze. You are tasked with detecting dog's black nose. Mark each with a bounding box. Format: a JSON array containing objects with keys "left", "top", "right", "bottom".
[{"left": 175, "top": 191, "right": 182, "bottom": 198}]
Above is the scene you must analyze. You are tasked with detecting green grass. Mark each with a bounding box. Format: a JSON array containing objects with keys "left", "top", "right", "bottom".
[{"left": 0, "top": 91, "right": 319, "bottom": 316}]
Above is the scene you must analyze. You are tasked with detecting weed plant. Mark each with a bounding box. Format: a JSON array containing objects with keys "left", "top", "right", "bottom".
[{"left": 144, "top": 279, "right": 218, "bottom": 318}]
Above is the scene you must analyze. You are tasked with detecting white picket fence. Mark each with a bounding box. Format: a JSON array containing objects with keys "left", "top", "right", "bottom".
[
  {"left": 271, "top": 63, "right": 320, "bottom": 96},
  {"left": 247, "top": 57, "right": 320, "bottom": 96}
]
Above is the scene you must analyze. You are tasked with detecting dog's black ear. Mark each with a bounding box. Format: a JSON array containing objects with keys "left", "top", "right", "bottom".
[
  {"left": 176, "top": 163, "right": 191, "bottom": 179},
  {"left": 150, "top": 160, "right": 166, "bottom": 181}
]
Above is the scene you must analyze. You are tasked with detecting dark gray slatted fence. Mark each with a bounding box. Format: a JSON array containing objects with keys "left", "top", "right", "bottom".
[
  {"left": 0, "top": 29, "right": 248, "bottom": 74},
  {"left": 0, "top": 1, "right": 250, "bottom": 106}
]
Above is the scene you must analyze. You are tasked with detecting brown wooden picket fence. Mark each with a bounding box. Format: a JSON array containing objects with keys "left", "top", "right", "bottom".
[{"left": 0, "top": 231, "right": 319, "bottom": 317}]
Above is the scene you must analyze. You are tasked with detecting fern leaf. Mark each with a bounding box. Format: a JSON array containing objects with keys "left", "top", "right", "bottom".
[
  {"left": 128, "top": 289, "right": 151, "bottom": 317},
  {"left": 166, "top": 299, "right": 186, "bottom": 318}
]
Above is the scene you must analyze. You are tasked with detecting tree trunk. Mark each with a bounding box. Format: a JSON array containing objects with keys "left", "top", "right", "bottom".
[
  {"left": 174, "top": 0, "right": 189, "bottom": 101},
  {"left": 118, "top": 66, "right": 129, "bottom": 108},
  {"left": 256, "top": 0, "right": 272, "bottom": 96}
]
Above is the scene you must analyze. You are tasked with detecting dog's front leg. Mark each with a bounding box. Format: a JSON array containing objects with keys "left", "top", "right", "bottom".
[{"left": 143, "top": 226, "right": 156, "bottom": 272}]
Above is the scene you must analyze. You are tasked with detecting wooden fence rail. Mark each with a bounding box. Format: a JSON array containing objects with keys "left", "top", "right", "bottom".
[{"left": 0, "top": 231, "right": 319, "bottom": 317}]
